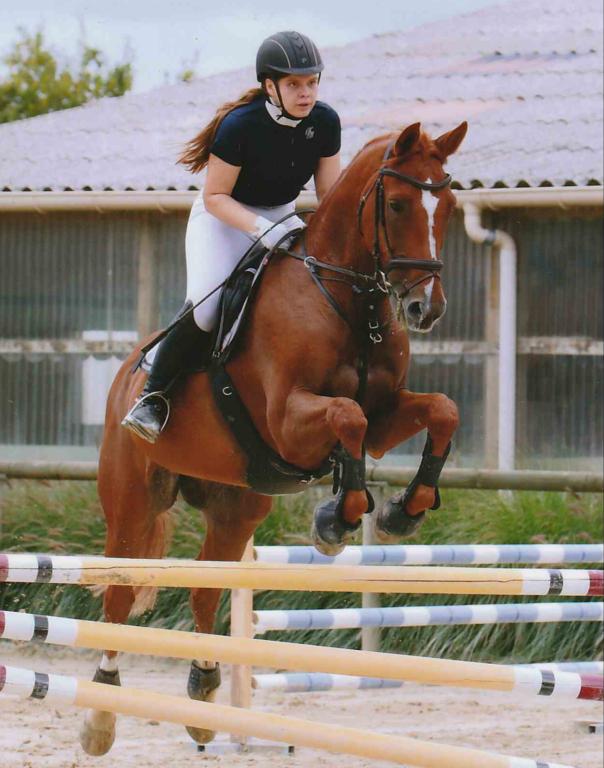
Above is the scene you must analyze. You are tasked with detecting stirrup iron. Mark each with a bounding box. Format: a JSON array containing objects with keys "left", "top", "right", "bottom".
[{"left": 121, "top": 390, "right": 171, "bottom": 442}]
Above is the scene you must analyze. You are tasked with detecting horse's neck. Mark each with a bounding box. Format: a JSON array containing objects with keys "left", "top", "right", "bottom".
[{"left": 307, "top": 156, "right": 379, "bottom": 272}]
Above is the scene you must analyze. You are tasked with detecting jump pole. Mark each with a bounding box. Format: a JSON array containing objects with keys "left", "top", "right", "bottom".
[
  {"left": 1, "top": 554, "right": 602, "bottom": 596},
  {"left": 1, "top": 610, "right": 602, "bottom": 701},
  {"left": 254, "top": 543, "right": 604, "bottom": 565},
  {"left": 253, "top": 600, "right": 604, "bottom": 633},
  {"left": 0, "top": 662, "right": 578, "bottom": 768},
  {"left": 252, "top": 666, "right": 604, "bottom": 694}
]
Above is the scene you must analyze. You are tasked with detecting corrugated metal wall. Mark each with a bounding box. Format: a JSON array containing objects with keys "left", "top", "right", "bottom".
[
  {"left": 496, "top": 207, "right": 603, "bottom": 468},
  {"left": 0, "top": 207, "right": 601, "bottom": 468}
]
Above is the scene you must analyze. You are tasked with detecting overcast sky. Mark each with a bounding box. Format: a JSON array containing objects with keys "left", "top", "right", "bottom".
[{"left": 0, "top": 0, "right": 501, "bottom": 93}]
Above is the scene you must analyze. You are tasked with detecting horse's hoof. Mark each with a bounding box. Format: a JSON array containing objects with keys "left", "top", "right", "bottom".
[
  {"left": 373, "top": 493, "right": 426, "bottom": 543},
  {"left": 311, "top": 493, "right": 361, "bottom": 556},
  {"left": 78, "top": 665, "right": 121, "bottom": 755},
  {"left": 79, "top": 710, "right": 116, "bottom": 756},
  {"left": 186, "top": 662, "right": 221, "bottom": 744}
]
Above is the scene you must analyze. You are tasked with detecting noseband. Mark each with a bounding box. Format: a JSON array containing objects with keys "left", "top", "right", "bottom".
[{"left": 357, "top": 141, "right": 452, "bottom": 297}]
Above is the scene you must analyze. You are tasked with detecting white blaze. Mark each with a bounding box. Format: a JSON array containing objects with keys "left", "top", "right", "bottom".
[{"left": 420, "top": 184, "right": 439, "bottom": 302}]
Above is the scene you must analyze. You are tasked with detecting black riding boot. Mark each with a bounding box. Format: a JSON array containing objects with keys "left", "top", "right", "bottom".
[{"left": 121, "top": 311, "right": 212, "bottom": 443}]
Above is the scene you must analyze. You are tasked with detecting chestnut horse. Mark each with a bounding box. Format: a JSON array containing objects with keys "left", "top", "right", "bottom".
[{"left": 80, "top": 120, "right": 467, "bottom": 755}]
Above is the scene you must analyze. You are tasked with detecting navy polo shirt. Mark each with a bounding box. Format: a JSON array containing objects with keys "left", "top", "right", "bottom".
[{"left": 210, "top": 98, "right": 341, "bottom": 206}]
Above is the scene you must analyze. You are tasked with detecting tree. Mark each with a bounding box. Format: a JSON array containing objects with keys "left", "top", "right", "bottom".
[{"left": 0, "top": 29, "right": 133, "bottom": 124}]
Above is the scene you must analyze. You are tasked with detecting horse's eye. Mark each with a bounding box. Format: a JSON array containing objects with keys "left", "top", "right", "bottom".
[{"left": 388, "top": 199, "right": 406, "bottom": 213}]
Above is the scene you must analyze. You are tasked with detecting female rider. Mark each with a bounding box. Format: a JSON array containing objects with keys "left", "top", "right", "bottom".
[{"left": 122, "top": 30, "right": 341, "bottom": 443}]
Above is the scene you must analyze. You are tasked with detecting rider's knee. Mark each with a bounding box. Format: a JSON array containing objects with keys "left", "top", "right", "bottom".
[{"left": 192, "top": 301, "right": 217, "bottom": 332}]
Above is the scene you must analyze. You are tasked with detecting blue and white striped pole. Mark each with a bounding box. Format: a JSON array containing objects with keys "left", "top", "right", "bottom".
[
  {"left": 254, "top": 544, "right": 604, "bottom": 566},
  {"left": 254, "top": 600, "right": 603, "bottom": 633}
]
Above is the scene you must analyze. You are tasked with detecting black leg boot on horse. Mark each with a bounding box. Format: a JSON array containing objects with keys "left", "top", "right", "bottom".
[
  {"left": 121, "top": 310, "right": 212, "bottom": 443},
  {"left": 374, "top": 436, "right": 451, "bottom": 541},
  {"left": 311, "top": 447, "right": 374, "bottom": 556}
]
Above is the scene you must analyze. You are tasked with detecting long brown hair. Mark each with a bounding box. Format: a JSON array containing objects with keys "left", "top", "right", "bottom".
[{"left": 177, "top": 87, "right": 264, "bottom": 174}]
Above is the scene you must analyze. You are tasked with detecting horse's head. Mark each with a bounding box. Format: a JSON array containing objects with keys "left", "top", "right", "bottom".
[{"left": 358, "top": 121, "right": 467, "bottom": 332}]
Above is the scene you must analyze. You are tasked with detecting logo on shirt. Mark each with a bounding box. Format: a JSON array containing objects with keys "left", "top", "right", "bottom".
[{"left": 305, "top": 126, "right": 315, "bottom": 140}]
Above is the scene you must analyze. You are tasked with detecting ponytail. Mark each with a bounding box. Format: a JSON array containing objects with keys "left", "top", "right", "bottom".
[{"left": 177, "top": 86, "right": 264, "bottom": 173}]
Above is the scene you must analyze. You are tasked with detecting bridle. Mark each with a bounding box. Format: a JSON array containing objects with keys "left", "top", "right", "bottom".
[{"left": 357, "top": 140, "right": 452, "bottom": 297}]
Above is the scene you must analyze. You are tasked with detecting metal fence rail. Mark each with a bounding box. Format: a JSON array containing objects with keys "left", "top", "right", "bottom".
[{"left": 0, "top": 461, "right": 602, "bottom": 492}]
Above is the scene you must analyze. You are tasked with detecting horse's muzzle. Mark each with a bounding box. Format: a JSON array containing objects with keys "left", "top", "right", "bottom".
[{"left": 401, "top": 294, "right": 447, "bottom": 333}]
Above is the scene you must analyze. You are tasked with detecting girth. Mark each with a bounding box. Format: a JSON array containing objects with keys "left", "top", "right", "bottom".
[{"left": 209, "top": 362, "right": 333, "bottom": 495}]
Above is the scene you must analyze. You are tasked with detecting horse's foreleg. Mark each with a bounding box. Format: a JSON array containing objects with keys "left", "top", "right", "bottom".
[
  {"left": 366, "top": 388, "right": 459, "bottom": 541},
  {"left": 186, "top": 486, "right": 271, "bottom": 745},
  {"left": 271, "top": 392, "right": 369, "bottom": 555}
]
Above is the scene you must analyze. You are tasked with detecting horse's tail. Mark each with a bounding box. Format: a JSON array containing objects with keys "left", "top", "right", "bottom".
[
  {"left": 91, "top": 511, "right": 174, "bottom": 616},
  {"left": 131, "top": 510, "right": 174, "bottom": 615}
]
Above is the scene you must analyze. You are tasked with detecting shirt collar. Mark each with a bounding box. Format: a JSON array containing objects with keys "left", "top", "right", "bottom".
[{"left": 264, "top": 98, "right": 302, "bottom": 128}]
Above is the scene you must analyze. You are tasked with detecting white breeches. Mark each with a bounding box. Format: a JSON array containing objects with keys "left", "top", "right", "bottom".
[{"left": 185, "top": 193, "right": 295, "bottom": 331}]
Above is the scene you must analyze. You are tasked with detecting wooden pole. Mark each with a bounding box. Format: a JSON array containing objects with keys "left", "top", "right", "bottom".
[
  {"left": 1, "top": 610, "right": 601, "bottom": 700},
  {"left": 1, "top": 554, "right": 600, "bottom": 596}
]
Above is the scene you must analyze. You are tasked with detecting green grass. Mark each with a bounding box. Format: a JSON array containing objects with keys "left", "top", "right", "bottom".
[{"left": 0, "top": 481, "right": 602, "bottom": 663}]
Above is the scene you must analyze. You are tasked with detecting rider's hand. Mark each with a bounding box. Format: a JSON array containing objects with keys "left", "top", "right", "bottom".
[
  {"left": 282, "top": 214, "right": 307, "bottom": 234},
  {"left": 250, "top": 215, "right": 306, "bottom": 250}
]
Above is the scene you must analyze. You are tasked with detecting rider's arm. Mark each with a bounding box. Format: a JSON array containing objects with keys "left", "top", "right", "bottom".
[
  {"left": 203, "top": 154, "right": 259, "bottom": 236},
  {"left": 204, "top": 153, "right": 305, "bottom": 247},
  {"left": 314, "top": 152, "right": 341, "bottom": 201}
]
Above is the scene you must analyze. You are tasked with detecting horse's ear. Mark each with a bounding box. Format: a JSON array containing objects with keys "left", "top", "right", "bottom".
[
  {"left": 394, "top": 122, "right": 422, "bottom": 158},
  {"left": 433, "top": 122, "right": 468, "bottom": 159}
]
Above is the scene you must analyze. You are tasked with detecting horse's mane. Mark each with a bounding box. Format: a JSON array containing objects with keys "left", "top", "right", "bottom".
[
  {"left": 328, "top": 129, "right": 435, "bottom": 201},
  {"left": 313, "top": 126, "right": 443, "bottom": 215},
  {"left": 347, "top": 128, "right": 442, "bottom": 168}
]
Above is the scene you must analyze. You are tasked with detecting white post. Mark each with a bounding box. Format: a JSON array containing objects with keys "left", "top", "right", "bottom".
[
  {"left": 484, "top": 247, "right": 500, "bottom": 468},
  {"left": 229, "top": 536, "right": 254, "bottom": 744},
  {"left": 361, "top": 483, "right": 384, "bottom": 652},
  {"left": 462, "top": 204, "right": 517, "bottom": 474},
  {"left": 498, "top": 233, "right": 517, "bottom": 471}
]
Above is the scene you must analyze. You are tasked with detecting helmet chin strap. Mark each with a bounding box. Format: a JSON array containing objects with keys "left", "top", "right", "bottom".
[
  {"left": 272, "top": 79, "right": 299, "bottom": 121},
  {"left": 264, "top": 78, "right": 301, "bottom": 122}
]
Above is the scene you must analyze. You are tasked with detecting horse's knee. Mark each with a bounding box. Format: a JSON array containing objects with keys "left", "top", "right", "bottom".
[
  {"left": 325, "top": 397, "right": 367, "bottom": 456},
  {"left": 190, "top": 585, "right": 222, "bottom": 632},
  {"left": 427, "top": 394, "right": 459, "bottom": 433}
]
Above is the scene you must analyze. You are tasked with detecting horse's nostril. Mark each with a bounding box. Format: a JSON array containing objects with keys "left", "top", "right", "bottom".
[{"left": 407, "top": 301, "right": 424, "bottom": 321}]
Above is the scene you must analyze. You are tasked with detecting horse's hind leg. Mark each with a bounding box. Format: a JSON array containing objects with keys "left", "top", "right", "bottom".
[
  {"left": 179, "top": 478, "right": 272, "bottom": 745},
  {"left": 79, "top": 447, "right": 178, "bottom": 756}
]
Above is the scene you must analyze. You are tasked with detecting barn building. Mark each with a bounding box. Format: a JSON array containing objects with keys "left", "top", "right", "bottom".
[{"left": 0, "top": 0, "right": 602, "bottom": 469}]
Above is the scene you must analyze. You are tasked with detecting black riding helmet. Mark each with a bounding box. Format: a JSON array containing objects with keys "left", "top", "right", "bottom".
[{"left": 256, "top": 31, "right": 324, "bottom": 120}]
